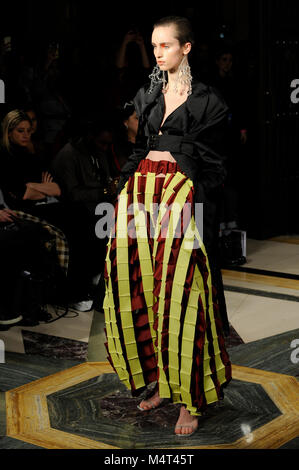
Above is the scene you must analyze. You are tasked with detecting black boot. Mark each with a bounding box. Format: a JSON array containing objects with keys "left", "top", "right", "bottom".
[{"left": 220, "top": 232, "right": 246, "bottom": 268}]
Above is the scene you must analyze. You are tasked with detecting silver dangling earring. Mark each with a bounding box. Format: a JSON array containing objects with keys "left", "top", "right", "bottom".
[
  {"left": 174, "top": 55, "right": 193, "bottom": 96},
  {"left": 148, "top": 65, "right": 167, "bottom": 94}
]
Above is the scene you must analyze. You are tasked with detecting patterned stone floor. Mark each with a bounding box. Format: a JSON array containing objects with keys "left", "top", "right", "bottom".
[
  {"left": 1, "top": 237, "right": 299, "bottom": 450},
  {"left": 1, "top": 327, "right": 298, "bottom": 450}
]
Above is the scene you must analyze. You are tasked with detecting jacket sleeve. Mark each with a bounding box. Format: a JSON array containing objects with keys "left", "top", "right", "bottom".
[
  {"left": 194, "top": 88, "right": 229, "bottom": 199},
  {"left": 116, "top": 147, "right": 146, "bottom": 194},
  {"left": 51, "top": 152, "right": 107, "bottom": 204},
  {"left": 116, "top": 86, "right": 148, "bottom": 194},
  {"left": 0, "top": 151, "right": 28, "bottom": 208},
  {"left": 0, "top": 188, "right": 8, "bottom": 209}
]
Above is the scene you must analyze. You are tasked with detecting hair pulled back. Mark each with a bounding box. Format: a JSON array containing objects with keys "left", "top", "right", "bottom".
[{"left": 153, "top": 16, "right": 195, "bottom": 47}]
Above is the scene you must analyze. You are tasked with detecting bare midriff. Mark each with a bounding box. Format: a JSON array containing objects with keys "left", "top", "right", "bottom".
[{"left": 145, "top": 150, "right": 176, "bottom": 177}]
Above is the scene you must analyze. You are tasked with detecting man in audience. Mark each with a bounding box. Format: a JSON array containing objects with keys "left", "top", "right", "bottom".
[
  {"left": 51, "top": 116, "right": 117, "bottom": 213},
  {"left": 51, "top": 116, "right": 117, "bottom": 310}
]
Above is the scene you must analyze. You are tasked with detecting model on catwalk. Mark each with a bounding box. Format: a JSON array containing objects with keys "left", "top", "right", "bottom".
[{"left": 102, "top": 16, "right": 232, "bottom": 437}]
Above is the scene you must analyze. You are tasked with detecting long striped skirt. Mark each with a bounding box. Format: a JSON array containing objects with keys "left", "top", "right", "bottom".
[{"left": 103, "top": 158, "right": 232, "bottom": 416}]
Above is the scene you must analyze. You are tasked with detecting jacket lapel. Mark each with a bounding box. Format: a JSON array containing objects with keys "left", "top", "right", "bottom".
[
  {"left": 135, "top": 80, "right": 211, "bottom": 125},
  {"left": 186, "top": 80, "right": 209, "bottom": 124}
]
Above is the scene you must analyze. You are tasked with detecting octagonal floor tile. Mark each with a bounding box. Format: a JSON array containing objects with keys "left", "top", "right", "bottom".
[{"left": 5, "top": 363, "right": 299, "bottom": 449}]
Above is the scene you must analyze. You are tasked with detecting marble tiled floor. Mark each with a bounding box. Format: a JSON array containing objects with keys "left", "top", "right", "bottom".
[
  {"left": 0, "top": 237, "right": 299, "bottom": 450},
  {"left": 222, "top": 237, "right": 299, "bottom": 343},
  {"left": 0, "top": 307, "right": 94, "bottom": 357},
  {"left": 243, "top": 237, "right": 299, "bottom": 275}
]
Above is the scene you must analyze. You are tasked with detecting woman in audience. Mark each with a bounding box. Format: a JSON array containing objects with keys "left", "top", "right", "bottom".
[
  {"left": 0, "top": 109, "right": 61, "bottom": 213},
  {"left": 0, "top": 109, "right": 92, "bottom": 306}
]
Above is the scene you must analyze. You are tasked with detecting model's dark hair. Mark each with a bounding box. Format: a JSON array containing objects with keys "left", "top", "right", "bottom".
[{"left": 153, "top": 16, "right": 195, "bottom": 47}]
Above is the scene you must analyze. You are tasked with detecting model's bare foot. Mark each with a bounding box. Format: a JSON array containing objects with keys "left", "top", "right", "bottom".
[
  {"left": 138, "top": 390, "right": 163, "bottom": 411},
  {"left": 174, "top": 406, "right": 198, "bottom": 436}
]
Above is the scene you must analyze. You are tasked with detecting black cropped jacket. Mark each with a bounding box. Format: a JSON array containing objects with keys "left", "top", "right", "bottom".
[{"left": 117, "top": 79, "right": 229, "bottom": 205}]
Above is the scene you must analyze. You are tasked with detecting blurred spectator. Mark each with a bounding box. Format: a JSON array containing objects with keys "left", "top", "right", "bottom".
[
  {"left": 210, "top": 45, "right": 248, "bottom": 266},
  {"left": 0, "top": 189, "right": 66, "bottom": 329},
  {"left": 0, "top": 109, "right": 61, "bottom": 214},
  {"left": 51, "top": 116, "right": 117, "bottom": 306},
  {"left": 25, "top": 106, "right": 38, "bottom": 135},
  {"left": 211, "top": 45, "right": 248, "bottom": 148},
  {"left": 110, "top": 100, "right": 138, "bottom": 178},
  {"left": 0, "top": 109, "right": 96, "bottom": 305},
  {"left": 51, "top": 116, "right": 117, "bottom": 213},
  {"left": 0, "top": 35, "right": 23, "bottom": 105},
  {"left": 113, "top": 27, "right": 151, "bottom": 105},
  {"left": 0, "top": 189, "right": 23, "bottom": 328},
  {"left": 32, "top": 42, "right": 71, "bottom": 159},
  {"left": 0, "top": 199, "right": 48, "bottom": 329},
  {"left": 15, "top": 41, "right": 40, "bottom": 107},
  {"left": 23, "top": 104, "right": 48, "bottom": 162},
  {"left": 192, "top": 40, "right": 213, "bottom": 84}
]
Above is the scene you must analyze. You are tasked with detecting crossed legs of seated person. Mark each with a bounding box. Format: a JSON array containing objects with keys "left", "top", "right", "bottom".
[
  {"left": 30, "top": 203, "right": 107, "bottom": 307},
  {"left": 0, "top": 223, "right": 57, "bottom": 328}
]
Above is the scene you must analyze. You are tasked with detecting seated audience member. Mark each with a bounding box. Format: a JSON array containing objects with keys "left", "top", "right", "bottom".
[
  {"left": 110, "top": 100, "right": 138, "bottom": 179},
  {"left": 0, "top": 110, "right": 97, "bottom": 306},
  {"left": 0, "top": 189, "right": 68, "bottom": 329},
  {"left": 0, "top": 109, "right": 61, "bottom": 215},
  {"left": 51, "top": 116, "right": 117, "bottom": 213},
  {"left": 51, "top": 117, "right": 117, "bottom": 307},
  {"left": 0, "top": 191, "right": 24, "bottom": 328}
]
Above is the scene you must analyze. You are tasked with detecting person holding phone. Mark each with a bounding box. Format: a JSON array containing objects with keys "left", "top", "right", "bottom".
[{"left": 113, "top": 27, "right": 151, "bottom": 105}]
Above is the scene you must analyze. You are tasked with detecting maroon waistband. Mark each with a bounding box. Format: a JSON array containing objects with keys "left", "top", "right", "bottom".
[{"left": 136, "top": 158, "right": 184, "bottom": 175}]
